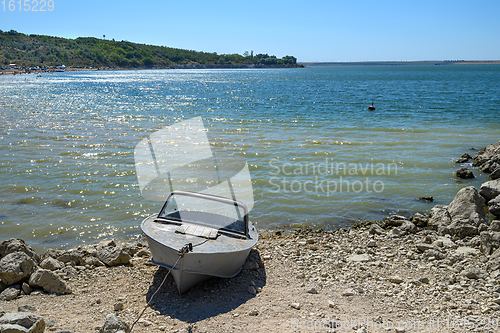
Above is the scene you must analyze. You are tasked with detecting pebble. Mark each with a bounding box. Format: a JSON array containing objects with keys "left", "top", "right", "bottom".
[
  {"left": 46, "top": 319, "right": 58, "bottom": 328},
  {"left": 419, "top": 277, "right": 430, "bottom": 284},
  {"left": 248, "top": 309, "right": 259, "bottom": 316},
  {"left": 347, "top": 254, "right": 371, "bottom": 263},
  {"left": 327, "top": 300, "right": 335, "bottom": 308},
  {"left": 389, "top": 276, "right": 404, "bottom": 284},
  {"left": 247, "top": 286, "right": 257, "bottom": 295},
  {"left": 18, "top": 304, "right": 37, "bottom": 312},
  {"left": 290, "top": 303, "right": 301, "bottom": 310},
  {"left": 114, "top": 302, "right": 124, "bottom": 311},
  {"left": 138, "top": 318, "right": 153, "bottom": 326},
  {"left": 307, "top": 286, "right": 318, "bottom": 294},
  {"left": 342, "top": 289, "right": 355, "bottom": 296}
]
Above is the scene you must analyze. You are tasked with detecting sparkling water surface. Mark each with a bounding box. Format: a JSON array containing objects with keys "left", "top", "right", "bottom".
[{"left": 1, "top": 65, "right": 499, "bottom": 250}]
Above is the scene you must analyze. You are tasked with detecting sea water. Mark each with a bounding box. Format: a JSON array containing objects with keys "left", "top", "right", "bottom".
[{"left": 1, "top": 65, "right": 499, "bottom": 250}]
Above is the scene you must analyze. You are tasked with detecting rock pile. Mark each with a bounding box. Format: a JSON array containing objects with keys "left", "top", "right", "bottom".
[
  {"left": 456, "top": 141, "right": 500, "bottom": 181},
  {"left": 0, "top": 310, "right": 45, "bottom": 333},
  {"left": 0, "top": 239, "right": 142, "bottom": 332},
  {"left": 473, "top": 141, "right": 500, "bottom": 175},
  {"left": 0, "top": 239, "right": 139, "bottom": 301}
]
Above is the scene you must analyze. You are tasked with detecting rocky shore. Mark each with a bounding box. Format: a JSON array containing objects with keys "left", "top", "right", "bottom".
[{"left": 1, "top": 141, "right": 500, "bottom": 333}]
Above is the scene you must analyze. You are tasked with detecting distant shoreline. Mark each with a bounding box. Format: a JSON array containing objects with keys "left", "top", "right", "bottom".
[
  {"left": 300, "top": 60, "right": 500, "bottom": 66},
  {"left": 0, "top": 63, "right": 301, "bottom": 76}
]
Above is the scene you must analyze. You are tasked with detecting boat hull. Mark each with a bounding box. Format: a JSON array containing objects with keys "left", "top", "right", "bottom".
[{"left": 141, "top": 215, "right": 258, "bottom": 293}]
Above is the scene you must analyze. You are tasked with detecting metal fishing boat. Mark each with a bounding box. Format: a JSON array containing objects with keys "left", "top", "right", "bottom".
[{"left": 141, "top": 190, "right": 258, "bottom": 294}]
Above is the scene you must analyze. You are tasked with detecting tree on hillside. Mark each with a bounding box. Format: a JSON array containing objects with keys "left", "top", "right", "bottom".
[{"left": 142, "top": 57, "right": 154, "bottom": 67}]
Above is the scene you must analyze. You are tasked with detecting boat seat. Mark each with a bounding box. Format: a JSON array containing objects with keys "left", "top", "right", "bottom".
[{"left": 175, "top": 224, "right": 219, "bottom": 239}]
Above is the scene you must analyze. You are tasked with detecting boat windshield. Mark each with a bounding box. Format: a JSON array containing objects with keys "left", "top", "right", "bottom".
[{"left": 157, "top": 191, "right": 248, "bottom": 235}]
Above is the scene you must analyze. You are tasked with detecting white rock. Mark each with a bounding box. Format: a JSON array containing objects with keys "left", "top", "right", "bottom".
[
  {"left": 99, "top": 314, "right": 129, "bottom": 333},
  {"left": 342, "top": 289, "right": 355, "bottom": 296},
  {"left": 307, "top": 286, "right": 318, "bottom": 294},
  {"left": 347, "top": 254, "right": 371, "bottom": 263},
  {"left": 455, "top": 246, "right": 480, "bottom": 256},
  {"left": 138, "top": 318, "right": 153, "bottom": 326},
  {"left": 389, "top": 276, "right": 404, "bottom": 284}
]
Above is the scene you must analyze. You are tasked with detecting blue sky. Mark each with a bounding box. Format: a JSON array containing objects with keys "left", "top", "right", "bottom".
[{"left": 1, "top": 0, "right": 499, "bottom": 62}]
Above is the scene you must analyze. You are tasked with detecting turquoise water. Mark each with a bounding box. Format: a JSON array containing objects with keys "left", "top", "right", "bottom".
[{"left": 1, "top": 65, "right": 499, "bottom": 250}]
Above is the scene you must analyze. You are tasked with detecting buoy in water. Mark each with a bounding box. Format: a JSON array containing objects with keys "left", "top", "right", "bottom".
[{"left": 368, "top": 103, "right": 375, "bottom": 111}]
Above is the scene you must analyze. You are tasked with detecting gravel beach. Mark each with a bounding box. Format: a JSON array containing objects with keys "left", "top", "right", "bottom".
[{"left": 1, "top": 141, "right": 500, "bottom": 333}]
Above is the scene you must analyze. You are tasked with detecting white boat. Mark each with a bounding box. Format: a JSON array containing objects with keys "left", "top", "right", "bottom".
[{"left": 141, "top": 190, "right": 258, "bottom": 294}]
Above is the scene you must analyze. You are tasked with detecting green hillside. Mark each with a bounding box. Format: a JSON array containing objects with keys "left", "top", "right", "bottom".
[{"left": 0, "top": 30, "right": 298, "bottom": 68}]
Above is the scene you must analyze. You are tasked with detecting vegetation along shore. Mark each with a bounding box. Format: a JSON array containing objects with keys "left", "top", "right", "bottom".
[
  {"left": 0, "top": 30, "right": 299, "bottom": 72},
  {"left": 1, "top": 141, "right": 500, "bottom": 332}
]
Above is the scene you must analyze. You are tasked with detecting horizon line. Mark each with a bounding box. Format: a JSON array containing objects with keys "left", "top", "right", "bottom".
[{"left": 299, "top": 60, "right": 500, "bottom": 64}]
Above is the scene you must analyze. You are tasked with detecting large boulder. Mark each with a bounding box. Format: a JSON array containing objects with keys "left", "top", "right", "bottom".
[
  {"left": 491, "top": 168, "right": 500, "bottom": 180},
  {"left": 445, "top": 222, "right": 480, "bottom": 238},
  {"left": 0, "top": 312, "right": 45, "bottom": 333},
  {"left": 473, "top": 141, "right": 500, "bottom": 169},
  {"left": 481, "top": 161, "right": 500, "bottom": 173},
  {"left": 412, "top": 212, "right": 428, "bottom": 228},
  {"left": 0, "top": 252, "right": 37, "bottom": 286},
  {"left": 428, "top": 205, "right": 451, "bottom": 229},
  {"left": 40, "top": 249, "right": 65, "bottom": 262},
  {"left": 0, "top": 239, "right": 39, "bottom": 263},
  {"left": 81, "top": 256, "right": 105, "bottom": 267},
  {"left": 389, "top": 221, "right": 419, "bottom": 238},
  {"left": 97, "top": 246, "right": 131, "bottom": 267},
  {"left": 479, "top": 179, "right": 500, "bottom": 202},
  {"left": 368, "top": 224, "right": 385, "bottom": 235},
  {"left": 490, "top": 220, "right": 500, "bottom": 232},
  {"left": 39, "top": 257, "right": 64, "bottom": 271},
  {"left": 488, "top": 196, "right": 500, "bottom": 217},
  {"left": 456, "top": 167, "right": 475, "bottom": 179},
  {"left": 382, "top": 215, "right": 407, "bottom": 228},
  {"left": 480, "top": 231, "right": 500, "bottom": 255},
  {"left": 56, "top": 251, "right": 84, "bottom": 266},
  {"left": 99, "top": 314, "right": 130, "bottom": 333},
  {"left": 28, "top": 269, "right": 71, "bottom": 294},
  {"left": 456, "top": 153, "right": 473, "bottom": 163},
  {"left": 447, "top": 186, "right": 485, "bottom": 227}
]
